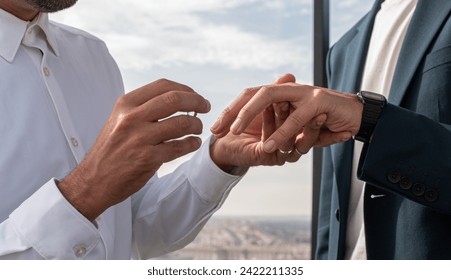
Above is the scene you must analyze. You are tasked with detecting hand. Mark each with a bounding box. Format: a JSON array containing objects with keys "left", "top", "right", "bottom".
[
  {"left": 58, "top": 79, "right": 211, "bottom": 221},
  {"left": 211, "top": 82, "right": 358, "bottom": 154},
  {"left": 209, "top": 74, "right": 322, "bottom": 172}
]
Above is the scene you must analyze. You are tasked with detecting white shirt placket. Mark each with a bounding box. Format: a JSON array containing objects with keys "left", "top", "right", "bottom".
[
  {"left": 22, "top": 24, "right": 87, "bottom": 164},
  {"left": 21, "top": 24, "right": 114, "bottom": 259}
]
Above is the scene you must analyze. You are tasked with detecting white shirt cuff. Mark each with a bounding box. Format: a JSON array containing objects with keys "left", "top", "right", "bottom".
[
  {"left": 9, "top": 178, "right": 103, "bottom": 259},
  {"left": 186, "top": 135, "right": 248, "bottom": 203}
]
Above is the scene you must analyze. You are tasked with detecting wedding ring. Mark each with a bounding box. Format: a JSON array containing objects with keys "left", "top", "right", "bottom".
[
  {"left": 186, "top": 112, "right": 198, "bottom": 117},
  {"left": 295, "top": 147, "right": 307, "bottom": 155}
]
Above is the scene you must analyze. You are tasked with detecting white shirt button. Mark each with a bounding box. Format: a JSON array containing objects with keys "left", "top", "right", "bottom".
[
  {"left": 73, "top": 244, "right": 87, "bottom": 258},
  {"left": 43, "top": 67, "right": 50, "bottom": 76},
  {"left": 70, "top": 137, "right": 79, "bottom": 147}
]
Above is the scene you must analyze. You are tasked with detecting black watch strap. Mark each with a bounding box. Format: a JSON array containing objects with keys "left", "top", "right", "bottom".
[{"left": 355, "top": 91, "right": 387, "bottom": 142}]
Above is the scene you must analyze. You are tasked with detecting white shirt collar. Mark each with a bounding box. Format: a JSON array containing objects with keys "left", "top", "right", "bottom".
[{"left": 0, "top": 9, "right": 59, "bottom": 63}]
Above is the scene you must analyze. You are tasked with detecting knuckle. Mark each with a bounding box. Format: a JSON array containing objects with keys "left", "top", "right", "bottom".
[
  {"left": 240, "top": 105, "right": 256, "bottom": 116},
  {"left": 176, "top": 115, "right": 192, "bottom": 130},
  {"left": 155, "top": 78, "right": 170, "bottom": 86},
  {"left": 276, "top": 126, "right": 291, "bottom": 139},
  {"left": 115, "top": 111, "right": 138, "bottom": 131},
  {"left": 171, "top": 141, "right": 185, "bottom": 155},
  {"left": 240, "top": 86, "right": 258, "bottom": 98},
  {"left": 222, "top": 106, "right": 233, "bottom": 116},
  {"left": 116, "top": 94, "right": 130, "bottom": 109},
  {"left": 171, "top": 139, "right": 197, "bottom": 157},
  {"left": 259, "top": 85, "right": 276, "bottom": 97},
  {"left": 313, "top": 88, "right": 326, "bottom": 99},
  {"left": 289, "top": 113, "right": 304, "bottom": 128},
  {"left": 163, "top": 91, "right": 183, "bottom": 106}
]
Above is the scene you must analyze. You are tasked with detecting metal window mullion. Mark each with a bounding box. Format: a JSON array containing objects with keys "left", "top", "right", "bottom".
[{"left": 311, "top": 0, "right": 330, "bottom": 260}]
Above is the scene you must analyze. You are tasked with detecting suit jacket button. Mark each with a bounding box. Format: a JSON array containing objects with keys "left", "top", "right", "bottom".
[
  {"left": 424, "top": 188, "right": 439, "bottom": 202},
  {"left": 399, "top": 176, "right": 413, "bottom": 190},
  {"left": 335, "top": 209, "right": 340, "bottom": 221},
  {"left": 388, "top": 169, "right": 402, "bottom": 184},
  {"left": 412, "top": 183, "right": 426, "bottom": 196}
]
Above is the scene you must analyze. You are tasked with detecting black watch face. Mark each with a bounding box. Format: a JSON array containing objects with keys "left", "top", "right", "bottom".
[{"left": 361, "top": 91, "right": 386, "bottom": 102}]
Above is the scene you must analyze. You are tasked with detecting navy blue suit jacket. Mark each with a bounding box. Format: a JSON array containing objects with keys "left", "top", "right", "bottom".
[{"left": 315, "top": 0, "right": 451, "bottom": 259}]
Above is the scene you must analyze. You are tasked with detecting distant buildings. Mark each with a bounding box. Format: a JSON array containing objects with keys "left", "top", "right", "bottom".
[{"left": 156, "top": 217, "right": 311, "bottom": 260}]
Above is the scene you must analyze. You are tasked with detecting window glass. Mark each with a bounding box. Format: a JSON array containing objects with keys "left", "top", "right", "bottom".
[
  {"left": 330, "top": 0, "right": 374, "bottom": 45},
  {"left": 51, "top": 0, "right": 378, "bottom": 260}
]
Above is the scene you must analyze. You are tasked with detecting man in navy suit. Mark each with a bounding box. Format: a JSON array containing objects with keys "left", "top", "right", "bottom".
[{"left": 212, "top": 0, "right": 451, "bottom": 259}]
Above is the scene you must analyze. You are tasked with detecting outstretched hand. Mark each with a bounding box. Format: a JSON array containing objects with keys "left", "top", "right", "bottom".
[
  {"left": 209, "top": 74, "right": 337, "bottom": 172},
  {"left": 210, "top": 74, "right": 357, "bottom": 159}
]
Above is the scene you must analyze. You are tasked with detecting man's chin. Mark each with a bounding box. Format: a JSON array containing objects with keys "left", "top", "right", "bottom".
[{"left": 25, "top": 0, "right": 78, "bottom": 13}]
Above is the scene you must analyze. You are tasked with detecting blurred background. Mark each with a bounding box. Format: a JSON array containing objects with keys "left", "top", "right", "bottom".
[{"left": 53, "top": 0, "right": 373, "bottom": 259}]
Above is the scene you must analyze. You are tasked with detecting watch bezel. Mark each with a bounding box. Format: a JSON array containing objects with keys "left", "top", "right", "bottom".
[
  {"left": 355, "top": 90, "right": 387, "bottom": 142},
  {"left": 358, "top": 90, "right": 387, "bottom": 103}
]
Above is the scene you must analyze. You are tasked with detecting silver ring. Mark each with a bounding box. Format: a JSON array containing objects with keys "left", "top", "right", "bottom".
[
  {"left": 278, "top": 148, "right": 293, "bottom": 154},
  {"left": 295, "top": 147, "right": 307, "bottom": 155},
  {"left": 186, "top": 112, "right": 198, "bottom": 117}
]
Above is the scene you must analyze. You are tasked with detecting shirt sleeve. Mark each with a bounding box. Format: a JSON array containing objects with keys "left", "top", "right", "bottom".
[
  {"left": 0, "top": 179, "right": 106, "bottom": 259},
  {"left": 0, "top": 136, "right": 247, "bottom": 260},
  {"left": 130, "top": 135, "right": 247, "bottom": 259}
]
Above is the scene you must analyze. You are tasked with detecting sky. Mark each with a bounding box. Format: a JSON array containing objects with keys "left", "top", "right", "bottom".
[{"left": 52, "top": 0, "right": 373, "bottom": 218}]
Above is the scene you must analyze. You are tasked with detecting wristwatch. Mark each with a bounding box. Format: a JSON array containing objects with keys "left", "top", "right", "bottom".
[{"left": 354, "top": 90, "right": 387, "bottom": 142}]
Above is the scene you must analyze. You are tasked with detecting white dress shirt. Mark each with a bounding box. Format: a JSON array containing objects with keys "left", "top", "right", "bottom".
[
  {"left": 0, "top": 9, "right": 244, "bottom": 259},
  {"left": 345, "top": 0, "right": 418, "bottom": 259}
]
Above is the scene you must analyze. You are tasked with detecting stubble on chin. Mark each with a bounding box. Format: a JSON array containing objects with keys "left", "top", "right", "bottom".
[{"left": 24, "top": 0, "right": 78, "bottom": 13}]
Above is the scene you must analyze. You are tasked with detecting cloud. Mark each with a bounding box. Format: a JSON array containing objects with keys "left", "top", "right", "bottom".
[{"left": 52, "top": 0, "right": 309, "bottom": 72}]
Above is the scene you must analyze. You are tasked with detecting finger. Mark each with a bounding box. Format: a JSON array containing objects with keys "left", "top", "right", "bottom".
[
  {"left": 310, "top": 113, "right": 327, "bottom": 129},
  {"left": 231, "top": 85, "right": 318, "bottom": 153},
  {"left": 211, "top": 74, "right": 296, "bottom": 136},
  {"left": 147, "top": 115, "right": 203, "bottom": 145},
  {"left": 284, "top": 150, "right": 302, "bottom": 163},
  {"left": 156, "top": 136, "right": 203, "bottom": 163},
  {"left": 139, "top": 90, "right": 211, "bottom": 121},
  {"left": 273, "top": 73, "right": 296, "bottom": 84},
  {"left": 293, "top": 113, "right": 327, "bottom": 155},
  {"left": 231, "top": 84, "right": 313, "bottom": 134},
  {"left": 291, "top": 113, "right": 328, "bottom": 153},
  {"left": 262, "top": 105, "right": 276, "bottom": 142},
  {"left": 294, "top": 128, "right": 318, "bottom": 156},
  {"left": 276, "top": 144, "right": 302, "bottom": 164},
  {"left": 265, "top": 73, "right": 295, "bottom": 147},
  {"left": 274, "top": 102, "right": 295, "bottom": 153},
  {"left": 126, "top": 78, "right": 196, "bottom": 106},
  {"left": 210, "top": 86, "right": 262, "bottom": 135}
]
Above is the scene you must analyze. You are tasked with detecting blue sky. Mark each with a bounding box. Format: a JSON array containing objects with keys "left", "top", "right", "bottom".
[{"left": 52, "top": 0, "right": 373, "bottom": 217}]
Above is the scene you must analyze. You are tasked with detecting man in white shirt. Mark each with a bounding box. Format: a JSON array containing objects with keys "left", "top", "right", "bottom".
[
  {"left": 0, "top": 0, "right": 309, "bottom": 259},
  {"left": 213, "top": 0, "right": 451, "bottom": 259}
]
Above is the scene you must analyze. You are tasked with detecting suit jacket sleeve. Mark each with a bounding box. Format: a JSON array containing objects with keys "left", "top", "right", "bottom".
[{"left": 358, "top": 103, "right": 451, "bottom": 215}]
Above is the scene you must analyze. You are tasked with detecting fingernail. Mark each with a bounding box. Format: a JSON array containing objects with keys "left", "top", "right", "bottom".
[
  {"left": 205, "top": 99, "right": 211, "bottom": 111},
  {"left": 210, "top": 118, "right": 221, "bottom": 133},
  {"left": 231, "top": 118, "right": 242, "bottom": 133},
  {"left": 263, "top": 140, "right": 276, "bottom": 152}
]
